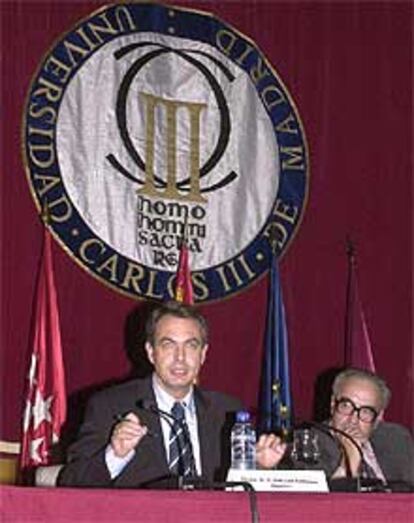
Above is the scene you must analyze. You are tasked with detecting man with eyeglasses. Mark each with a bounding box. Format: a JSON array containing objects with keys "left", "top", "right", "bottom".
[{"left": 317, "top": 368, "right": 413, "bottom": 489}]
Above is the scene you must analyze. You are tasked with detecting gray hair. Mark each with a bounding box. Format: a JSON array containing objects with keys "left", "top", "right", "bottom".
[{"left": 332, "top": 368, "right": 391, "bottom": 410}]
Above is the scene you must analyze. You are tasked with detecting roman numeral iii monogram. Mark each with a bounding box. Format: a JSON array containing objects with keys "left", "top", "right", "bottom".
[{"left": 138, "top": 92, "right": 207, "bottom": 203}]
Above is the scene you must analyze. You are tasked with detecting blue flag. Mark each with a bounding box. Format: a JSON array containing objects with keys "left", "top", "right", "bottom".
[{"left": 258, "top": 256, "right": 293, "bottom": 435}]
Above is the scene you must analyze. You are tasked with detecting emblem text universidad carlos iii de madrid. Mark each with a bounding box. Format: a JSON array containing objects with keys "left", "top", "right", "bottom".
[{"left": 23, "top": 2, "right": 309, "bottom": 302}]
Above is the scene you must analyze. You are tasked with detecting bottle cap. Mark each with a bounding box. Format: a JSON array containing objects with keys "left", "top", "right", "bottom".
[{"left": 235, "top": 410, "right": 251, "bottom": 423}]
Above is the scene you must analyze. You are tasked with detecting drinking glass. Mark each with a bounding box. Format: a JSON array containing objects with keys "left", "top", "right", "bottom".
[{"left": 290, "top": 429, "right": 320, "bottom": 464}]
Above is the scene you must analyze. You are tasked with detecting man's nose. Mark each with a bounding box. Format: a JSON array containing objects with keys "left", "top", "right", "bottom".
[
  {"left": 348, "top": 409, "right": 359, "bottom": 422},
  {"left": 174, "top": 344, "right": 185, "bottom": 361}
]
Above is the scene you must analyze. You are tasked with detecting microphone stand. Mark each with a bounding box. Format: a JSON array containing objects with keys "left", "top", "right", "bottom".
[
  {"left": 297, "top": 421, "right": 365, "bottom": 492},
  {"left": 180, "top": 478, "right": 259, "bottom": 523},
  {"left": 298, "top": 421, "right": 389, "bottom": 492},
  {"left": 138, "top": 400, "right": 259, "bottom": 523},
  {"left": 137, "top": 399, "right": 198, "bottom": 485}
]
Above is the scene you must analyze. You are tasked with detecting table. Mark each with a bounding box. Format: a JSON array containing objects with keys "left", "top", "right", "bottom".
[{"left": 0, "top": 485, "right": 412, "bottom": 522}]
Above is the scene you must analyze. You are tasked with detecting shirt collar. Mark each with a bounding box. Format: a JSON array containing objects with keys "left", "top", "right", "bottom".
[{"left": 151, "top": 373, "right": 196, "bottom": 415}]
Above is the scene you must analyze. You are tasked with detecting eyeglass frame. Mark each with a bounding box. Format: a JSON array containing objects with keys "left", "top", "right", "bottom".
[{"left": 334, "top": 396, "right": 379, "bottom": 423}]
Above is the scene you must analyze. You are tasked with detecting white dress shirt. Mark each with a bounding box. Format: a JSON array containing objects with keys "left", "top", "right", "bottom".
[
  {"left": 105, "top": 374, "right": 202, "bottom": 479},
  {"left": 152, "top": 374, "right": 202, "bottom": 475}
]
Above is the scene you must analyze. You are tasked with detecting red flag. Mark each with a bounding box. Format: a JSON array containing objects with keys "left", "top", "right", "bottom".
[
  {"left": 174, "top": 241, "right": 194, "bottom": 304},
  {"left": 20, "top": 226, "right": 66, "bottom": 469},
  {"left": 344, "top": 245, "right": 376, "bottom": 372}
]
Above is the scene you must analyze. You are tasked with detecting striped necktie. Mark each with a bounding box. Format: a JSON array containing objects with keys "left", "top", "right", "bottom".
[{"left": 168, "top": 402, "right": 195, "bottom": 477}]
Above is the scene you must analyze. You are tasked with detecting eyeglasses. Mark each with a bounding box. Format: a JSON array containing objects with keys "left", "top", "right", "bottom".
[{"left": 334, "top": 397, "right": 379, "bottom": 423}]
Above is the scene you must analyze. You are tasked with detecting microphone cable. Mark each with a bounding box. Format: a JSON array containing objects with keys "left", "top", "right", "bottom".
[
  {"left": 297, "top": 420, "right": 382, "bottom": 492},
  {"left": 137, "top": 399, "right": 198, "bottom": 480},
  {"left": 138, "top": 399, "right": 259, "bottom": 522}
]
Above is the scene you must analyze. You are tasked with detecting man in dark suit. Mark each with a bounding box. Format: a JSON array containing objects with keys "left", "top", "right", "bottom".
[
  {"left": 292, "top": 368, "right": 414, "bottom": 490},
  {"left": 58, "top": 301, "right": 285, "bottom": 488}
]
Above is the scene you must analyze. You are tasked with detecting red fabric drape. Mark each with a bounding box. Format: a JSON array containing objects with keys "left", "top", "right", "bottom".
[
  {"left": 1, "top": 486, "right": 412, "bottom": 522},
  {"left": 1, "top": 1, "right": 412, "bottom": 443}
]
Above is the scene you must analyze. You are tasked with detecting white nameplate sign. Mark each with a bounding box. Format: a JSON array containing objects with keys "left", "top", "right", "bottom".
[{"left": 226, "top": 469, "right": 329, "bottom": 492}]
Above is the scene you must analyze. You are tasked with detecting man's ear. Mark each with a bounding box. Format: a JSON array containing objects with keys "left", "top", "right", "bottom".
[
  {"left": 145, "top": 342, "right": 155, "bottom": 364},
  {"left": 329, "top": 394, "right": 336, "bottom": 416},
  {"left": 200, "top": 344, "right": 208, "bottom": 365}
]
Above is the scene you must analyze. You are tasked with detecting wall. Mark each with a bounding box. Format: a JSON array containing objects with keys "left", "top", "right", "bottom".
[{"left": 1, "top": 0, "right": 412, "bottom": 442}]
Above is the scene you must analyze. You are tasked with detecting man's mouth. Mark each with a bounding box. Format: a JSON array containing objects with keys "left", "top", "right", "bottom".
[{"left": 170, "top": 368, "right": 188, "bottom": 377}]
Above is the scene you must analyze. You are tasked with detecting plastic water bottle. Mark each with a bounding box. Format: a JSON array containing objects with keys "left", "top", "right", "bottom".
[{"left": 230, "top": 410, "right": 256, "bottom": 470}]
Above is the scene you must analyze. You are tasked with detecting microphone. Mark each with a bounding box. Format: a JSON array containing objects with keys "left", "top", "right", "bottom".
[
  {"left": 299, "top": 420, "right": 363, "bottom": 470},
  {"left": 136, "top": 399, "right": 198, "bottom": 483},
  {"left": 297, "top": 421, "right": 385, "bottom": 492},
  {"left": 137, "top": 400, "right": 259, "bottom": 522},
  {"left": 112, "top": 413, "right": 158, "bottom": 438}
]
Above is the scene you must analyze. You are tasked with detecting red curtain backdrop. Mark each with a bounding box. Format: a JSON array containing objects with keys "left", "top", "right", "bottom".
[{"left": 1, "top": 1, "right": 412, "bottom": 443}]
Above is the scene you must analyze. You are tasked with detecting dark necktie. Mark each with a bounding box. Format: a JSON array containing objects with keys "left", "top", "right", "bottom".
[{"left": 168, "top": 402, "right": 196, "bottom": 477}]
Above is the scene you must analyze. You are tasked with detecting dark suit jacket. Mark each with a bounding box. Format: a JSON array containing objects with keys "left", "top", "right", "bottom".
[
  {"left": 58, "top": 377, "right": 243, "bottom": 488},
  {"left": 286, "top": 422, "right": 414, "bottom": 489}
]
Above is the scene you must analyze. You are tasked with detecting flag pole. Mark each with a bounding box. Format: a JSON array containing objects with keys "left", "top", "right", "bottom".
[
  {"left": 343, "top": 236, "right": 377, "bottom": 372},
  {"left": 344, "top": 235, "right": 356, "bottom": 366},
  {"left": 258, "top": 225, "right": 292, "bottom": 436},
  {"left": 20, "top": 205, "right": 67, "bottom": 480}
]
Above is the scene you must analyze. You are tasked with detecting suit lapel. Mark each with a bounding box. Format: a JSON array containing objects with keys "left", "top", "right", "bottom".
[
  {"left": 135, "top": 378, "right": 169, "bottom": 467},
  {"left": 195, "top": 388, "right": 217, "bottom": 481},
  {"left": 370, "top": 424, "right": 390, "bottom": 480}
]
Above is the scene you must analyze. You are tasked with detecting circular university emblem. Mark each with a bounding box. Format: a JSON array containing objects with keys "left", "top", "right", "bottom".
[{"left": 23, "top": 2, "right": 309, "bottom": 303}]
